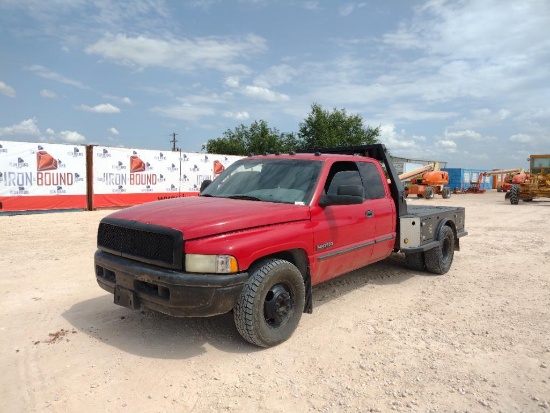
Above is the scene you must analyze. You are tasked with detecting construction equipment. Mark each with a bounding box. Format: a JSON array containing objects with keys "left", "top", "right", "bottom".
[
  {"left": 483, "top": 168, "right": 524, "bottom": 192},
  {"left": 510, "top": 154, "right": 550, "bottom": 204},
  {"left": 466, "top": 172, "right": 487, "bottom": 194},
  {"left": 398, "top": 164, "right": 433, "bottom": 181},
  {"left": 405, "top": 170, "right": 452, "bottom": 199},
  {"left": 467, "top": 169, "right": 523, "bottom": 194}
]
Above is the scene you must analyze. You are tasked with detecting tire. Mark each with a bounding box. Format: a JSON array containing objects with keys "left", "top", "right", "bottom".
[
  {"left": 234, "top": 259, "right": 305, "bottom": 347},
  {"left": 441, "top": 187, "right": 451, "bottom": 199},
  {"left": 424, "top": 186, "right": 435, "bottom": 199},
  {"left": 405, "top": 252, "right": 425, "bottom": 271},
  {"left": 497, "top": 184, "right": 502, "bottom": 193},
  {"left": 425, "top": 226, "right": 455, "bottom": 275},
  {"left": 510, "top": 184, "right": 519, "bottom": 205}
]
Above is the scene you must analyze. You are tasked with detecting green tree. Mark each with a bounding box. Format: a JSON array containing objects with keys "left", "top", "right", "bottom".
[
  {"left": 203, "top": 103, "right": 381, "bottom": 155},
  {"left": 297, "top": 103, "right": 380, "bottom": 149},
  {"left": 204, "top": 120, "right": 297, "bottom": 156}
]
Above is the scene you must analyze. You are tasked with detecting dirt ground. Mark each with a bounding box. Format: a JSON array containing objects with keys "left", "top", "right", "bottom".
[{"left": 1, "top": 190, "right": 549, "bottom": 413}]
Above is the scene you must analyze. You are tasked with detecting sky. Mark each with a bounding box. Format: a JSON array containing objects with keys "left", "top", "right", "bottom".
[{"left": 1, "top": 0, "right": 549, "bottom": 170}]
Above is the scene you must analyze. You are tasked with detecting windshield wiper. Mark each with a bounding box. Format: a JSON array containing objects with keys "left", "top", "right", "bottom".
[
  {"left": 199, "top": 194, "right": 214, "bottom": 197},
  {"left": 227, "top": 195, "right": 262, "bottom": 201}
]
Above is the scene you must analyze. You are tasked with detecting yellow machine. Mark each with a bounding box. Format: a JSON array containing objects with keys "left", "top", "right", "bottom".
[{"left": 510, "top": 154, "right": 550, "bottom": 204}]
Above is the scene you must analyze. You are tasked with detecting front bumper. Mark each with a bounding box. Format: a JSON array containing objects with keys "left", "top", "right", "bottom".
[{"left": 94, "top": 250, "right": 249, "bottom": 317}]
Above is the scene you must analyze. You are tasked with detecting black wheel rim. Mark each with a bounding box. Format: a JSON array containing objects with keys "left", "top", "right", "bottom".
[{"left": 264, "top": 284, "right": 293, "bottom": 327}]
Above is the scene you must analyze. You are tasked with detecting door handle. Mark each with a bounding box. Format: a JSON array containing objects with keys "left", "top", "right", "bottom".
[{"left": 365, "top": 210, "right": 374, "bottom": 218}]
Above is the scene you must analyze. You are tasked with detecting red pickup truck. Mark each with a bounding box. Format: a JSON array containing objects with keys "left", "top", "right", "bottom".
[{"left": 95, "top": 144, "right": 467, "bottom": 347}]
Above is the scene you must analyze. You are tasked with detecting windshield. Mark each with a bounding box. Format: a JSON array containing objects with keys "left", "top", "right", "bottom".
[{"left": 201, "top": 158, "right": 322, "bottom": 204}]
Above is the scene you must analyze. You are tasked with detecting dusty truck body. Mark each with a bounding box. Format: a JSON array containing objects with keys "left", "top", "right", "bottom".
[{"left": 95, "top": 144, "right": 467, "bottom": 347}]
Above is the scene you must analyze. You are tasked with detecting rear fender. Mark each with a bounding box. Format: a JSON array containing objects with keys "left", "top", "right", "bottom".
[{"left": 435, "top": 219, "right": 460, "bottom": 251}]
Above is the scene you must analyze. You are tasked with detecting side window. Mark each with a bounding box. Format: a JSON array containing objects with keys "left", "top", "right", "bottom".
[
  {"left": 325, "top": 161, "right": 363, "bottom": 195},
  {"left": 358, "top": 162, "right": 387, "bottom": 199}
]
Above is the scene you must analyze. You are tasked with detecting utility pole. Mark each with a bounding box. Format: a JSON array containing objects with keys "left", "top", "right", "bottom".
[{"left": 170, "top": 132, "right": 178, "bottom": 151}]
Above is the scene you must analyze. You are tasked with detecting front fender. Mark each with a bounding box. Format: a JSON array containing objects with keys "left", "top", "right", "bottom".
[{"left": 184, "top": 220, "right": 314, "bottom": 271}]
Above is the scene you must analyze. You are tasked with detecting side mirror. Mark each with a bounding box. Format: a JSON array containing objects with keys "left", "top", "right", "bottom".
[
  {"left": 319, "top": 185, "right": 364, "bottom": 207},
  {"left": 200, "top": 179, "right": 212, "bottom": 193}
]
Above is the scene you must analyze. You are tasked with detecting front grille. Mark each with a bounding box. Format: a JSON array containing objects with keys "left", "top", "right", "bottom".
[{"left": 97, "top": 218, "right": 184, "bottom": 269}]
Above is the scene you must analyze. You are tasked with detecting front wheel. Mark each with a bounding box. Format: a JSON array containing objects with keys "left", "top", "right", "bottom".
[
  {"left": 441, "top": 187, "right": 452, "bottom": 199},
  {"left": 234, "top": 259, "right": 305, "bottom": 347},
  {"left": 510, "top": 185, "right": 519, "bottom": 205},
  {"left": 425, "top": 226, "right": 455, "bottom": 275},
  {"left": 424, "top": 186, "right": 435, "bottom": 199}
]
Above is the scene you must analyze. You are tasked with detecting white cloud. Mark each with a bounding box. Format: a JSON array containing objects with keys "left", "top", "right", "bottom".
[
  {"left": 46, "top": 128, "right": 55, "bottom": 135},
  {"left": 40, "top": 89, "right": 57, "bottom": 98},
  {"left": 411, "top": 134, "right": 427, "bottom": 142},
  {"left": 86, "top": 33, "right": 267, "bottom": 73},
  {"left": 242, "top": 85, "right": 289, "bottom": 102},
  {"left": 59, "top": 130, "right": 86, "bottom": 143},
  {"left": 303, "top": 1, "right": 320, "bottom": 10},
  {"left": 499, "top": 109, "right": 511, "bottom": 120},
  {"left": 339, "top": 4, "right": 355, "bottom": 17},
  {"left": 223, "top": 111, "right": 250, "bottom": 120},
  {"left": 253, "top": 64, "right": 297, "bottom": 88},
  {"left": 0, "top": 119, "right": 40, "bottom": 136},
  {"left": 0, "top": 81, "right": 16, "bottom": 97},
  {"left": 509, "top": 134, "right": 532, "bottom": 143},
  {"left": 379, "top": 124, "right": 417, "bottom": 150},
  {"left": 339, "top": 3, "right": 366, "bottom": 17},
  {"left": 77, "top": 103, "right": 121, "bottom": 113},
  {"left": 436, "top": 140, "right": 458, "bottom": 152},
  {"left": 108, "top": 127, "right": 119, "bottom": 135},
  {"left": 444, "top": 129, "right": 482, "bottom": 140},
  {"left": 384, "top": 1, "right": 550, "bottom": 60},
  {"left": 103, "top": 94, "right": 133, "bottom": 105},
  {"left": 25, "top": 65, "right": 88, "bottom": 89},
  {"left": 225, "top": 77, "right": 240, "bottom": 88}
]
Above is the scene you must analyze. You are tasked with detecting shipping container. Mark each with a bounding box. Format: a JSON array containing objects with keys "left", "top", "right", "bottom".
[{"left": 441, "top": 168, "right": 492, "bottom": 191}]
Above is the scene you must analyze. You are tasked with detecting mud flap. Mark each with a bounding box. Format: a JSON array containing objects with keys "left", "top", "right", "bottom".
[{"left": 114, "top": 285, "right": 140, "bottom": 310}]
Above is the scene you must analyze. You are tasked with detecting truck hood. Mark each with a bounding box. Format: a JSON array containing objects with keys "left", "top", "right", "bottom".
[{"left": 105, "top": 196, "right": 311, "bottom": 240}]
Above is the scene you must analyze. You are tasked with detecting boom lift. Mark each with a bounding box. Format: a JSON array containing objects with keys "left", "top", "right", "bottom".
[{"left": 402, "top": 164, "right": 451, "bottom": 199}]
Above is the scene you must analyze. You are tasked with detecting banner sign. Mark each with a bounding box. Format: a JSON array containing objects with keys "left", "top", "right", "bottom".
[
  {"left": 92, "top": 146, "right": 242, "bottom": 208},
  {"left": 0, "top": 140, "right": 87, "bottom": 212}
]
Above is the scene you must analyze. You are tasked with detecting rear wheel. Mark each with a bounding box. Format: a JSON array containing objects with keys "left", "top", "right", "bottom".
[
  {"left": 510, "top": 185, "right": 519, "bottom": 205},
  {"left": 234, "top": 258, "right": 305, "bottom": 347},
  {"left": 441, "top": 187, "right": 451, "bottom": 199},
  {"left": 425, "top": 226, "right": 455, "bottom": 275},
  {"left": 424, "top": 186, "right": 435, "bottom": 199},
  {"left": 405, "top": 252, "right": 425, "bottom": 271}
]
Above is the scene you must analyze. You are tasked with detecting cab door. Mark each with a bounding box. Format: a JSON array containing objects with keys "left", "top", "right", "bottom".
[
  {"left": 310, "top": 161, "right": 376, "bottom": 284},
  {"left": 357, "top": 161, "right": 396, "bottom": 263}
]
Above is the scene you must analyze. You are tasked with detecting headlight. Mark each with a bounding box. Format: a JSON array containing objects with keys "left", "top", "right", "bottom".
[{"left": 185, "top": 254, "right": 239, "bottom": 274}]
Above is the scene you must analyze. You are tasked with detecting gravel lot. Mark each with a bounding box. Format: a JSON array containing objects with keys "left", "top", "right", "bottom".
[{"left": 1, "top": 190, "right": 549, "bottom": 412}]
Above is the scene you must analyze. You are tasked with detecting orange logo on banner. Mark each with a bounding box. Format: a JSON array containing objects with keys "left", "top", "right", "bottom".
[
  {"left": 130, "top": 155, "right": 146, "bottom": 173},
  {"left": 36, "top": 150, "right": 58, "bottom": 171},
  {"left": 213, "top": 160, "right": 225, "bottom": 176}
]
